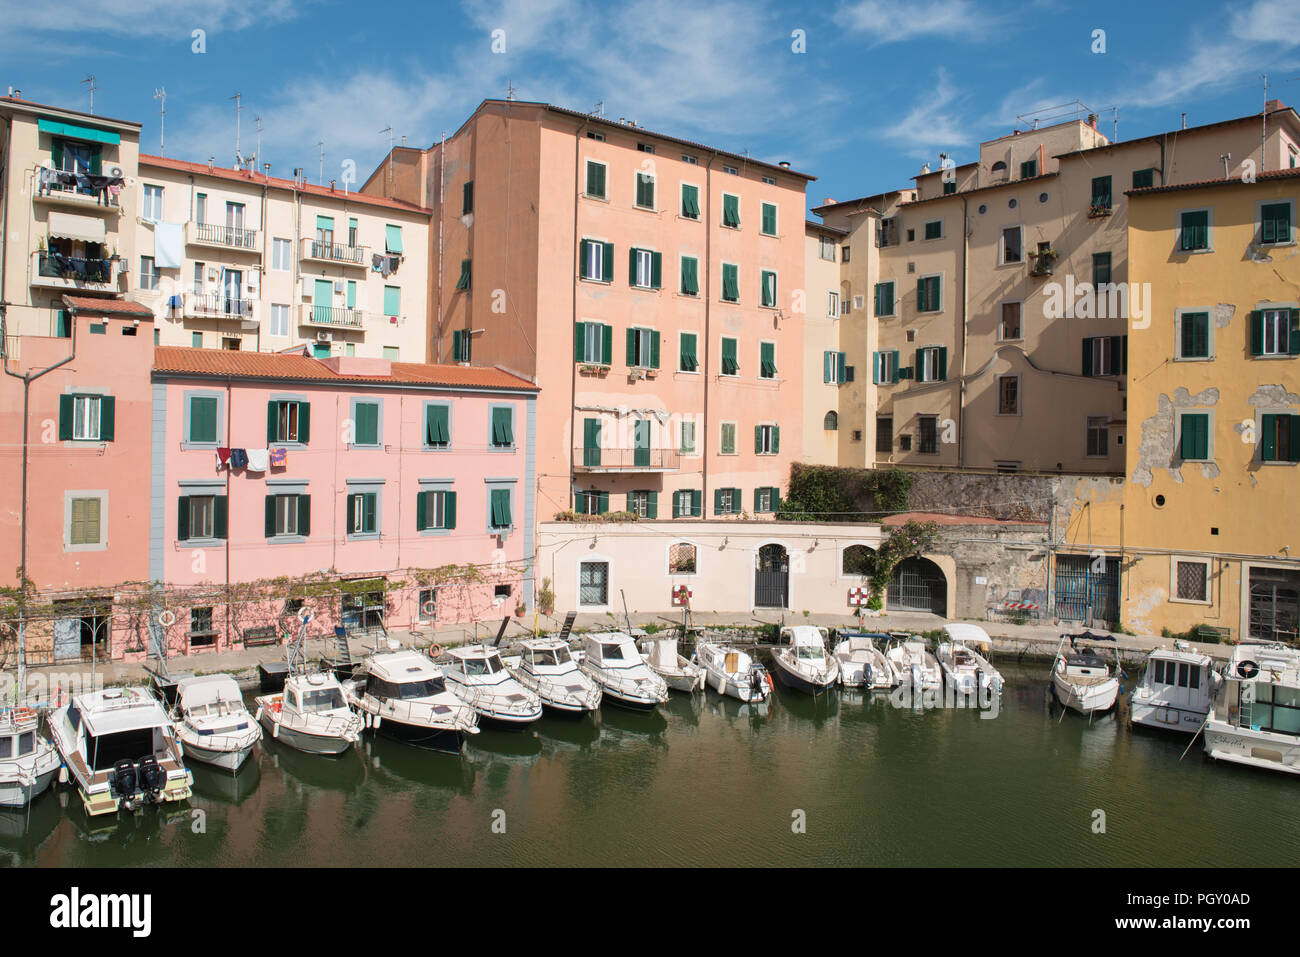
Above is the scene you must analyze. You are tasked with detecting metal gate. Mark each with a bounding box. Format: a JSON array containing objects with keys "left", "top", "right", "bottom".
[
  {"left": 1054, "top": 554, "right": 1119, "bottom": 624},
  {"left": 1248, "top": 569, "right": 1300, "bottom": 642},
  {"left": 341, "top": 589, "right": 386, "bottom": 634},
  {"left": 755, "top": 544, "right": 789, "bottom": 608},
  {"left": 886, "top": 557, "right": 947, "bottom": 614}
]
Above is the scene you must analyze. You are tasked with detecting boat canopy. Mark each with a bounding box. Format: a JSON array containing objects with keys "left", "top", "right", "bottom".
[
  {"left": 75, "top": 688, "right": 171, "bottom": 736},
  {"left": 942, "top": 623, "right": 993, "bottom": 649},
  {"left": 176, "top": 674, "right": 243, "bottom": 710},
  {"left": 367, "top": 650, "right": 442, "bottom": 683}
]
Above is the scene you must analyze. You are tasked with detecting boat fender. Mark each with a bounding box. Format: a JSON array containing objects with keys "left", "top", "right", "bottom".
[
  {"left": 1237, "top": 660, "right": 1259, "bottom": 679},
  {"left": 272, "top": 722, "right": 280, "bottom": 739},
  {"left": 372, "top": 714, "right": 382, "bottom": 730},
  {"left": 765, "top": 672, "right": 774, "bottom": 692},
  {"left": 363, "top": 711, "right": 371, "bottom": 729},
  {"left": 58, "top": 765, "right": 68, "bottom": 785},
  {"left": 254, "top": 707, "right": 263, "bottom": 723}
]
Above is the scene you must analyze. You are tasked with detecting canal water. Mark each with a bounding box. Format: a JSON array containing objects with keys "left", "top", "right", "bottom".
[{"left": 3, "top": 662, "right": 1296, "bottom": 867}]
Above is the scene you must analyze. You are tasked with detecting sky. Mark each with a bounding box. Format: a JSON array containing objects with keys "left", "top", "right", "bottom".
[{"left": 3, "top": 0, "right": 1299, "bottom": 212}]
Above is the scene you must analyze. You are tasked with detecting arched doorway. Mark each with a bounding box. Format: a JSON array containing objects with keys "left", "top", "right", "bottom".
[
  {"left": 886, "top": 556, "right": 947, "bottom": 614},
  {"left": 755, "top": 544, "right": 789, "bottom": 608}
]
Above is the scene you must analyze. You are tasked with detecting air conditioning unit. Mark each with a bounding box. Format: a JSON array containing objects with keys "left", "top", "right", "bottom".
[
  {"left": 316, "top": 331, "right": 331, "bottom": 342},
  {"left": 109, "top": 166, "right": 124, "bottom": 178},
  {"left": 333, "top": 280, "right": 344, "bottom": 294}
]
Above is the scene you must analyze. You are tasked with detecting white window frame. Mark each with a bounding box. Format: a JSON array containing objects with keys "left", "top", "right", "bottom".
[
  {"left": 72, "top": 394, "right": 102, "bottom": 440},
  {"left": 270, "top": 303, "right": 290, "bottom": 338},
  {"left": 1259, "top": 308, "right": 1293, "bottom": 356},
  {"left": 139, "top": 256, "right": 159, "bottom": 291},
  {"left": 189, "top": 494, "right": 217, "bottom": 540},
  {"left": 272, "top": 237, "right": 292, "bottom": 271},
  {"left": 142, "top": 184, "right": 164, "bottom": 222},
  {"left": 1174, "top": 307, "right": 1215, "bottom": 360},
  {"left": 1000, "top": 224, "right": 1024, "bottom": 265},
  {"left": 584, "top": 159, "right": 608, "bottom": 200},
  {"left": 827, "top": 291, "right": 840, "bottom": 318},
  {"left": 757, "top": 423, "right": 777, "bottom": 455},
  {"left": 819, "top": 236, "right": 836, "bottom": 261},
  {"left": 917, "top": 273, "right": 943, "bottom": 313},
  {"left": 996, "top": 374, "right": 1021, "bottom": 416},
  {"left": 1169, "top": 556, "right": 1213, "bottom": 605},
  {"left": 1088, "top": 336, "right": 1123, "bottom": 375},
  {"left": 273, "top": 494, "right": 299, "bottom": 537},
  {"left": 579, "top": 321, "right": 605, "bottom": 365},
  {"left": 629, "top": 326, "right": 655, "bottom": 367},
  {"left": 580, "top": 239, "right": 605, "bottom": 282},
  {"left": 916, "top": 346, "right": 942, "bottom": 383},
  {"left": 634, "top": 248, "right": 655, "bottom": 289}
]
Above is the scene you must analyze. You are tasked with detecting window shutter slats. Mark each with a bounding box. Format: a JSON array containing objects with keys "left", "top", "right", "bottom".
[{"left": 177, "top": 497, "right": 190, "bottom": 542}]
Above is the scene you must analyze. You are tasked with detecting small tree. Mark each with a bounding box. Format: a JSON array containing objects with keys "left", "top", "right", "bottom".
[{"left": 867, "top": 520, "right": 942, "bottom": 601}]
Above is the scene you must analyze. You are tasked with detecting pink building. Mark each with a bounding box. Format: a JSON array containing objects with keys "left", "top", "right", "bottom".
[
  {"left": 150, "top": 347, "right": 538, "bottom": 655},
  {"left": 0, "top": 296, "right": 156, "bottom": 662}
]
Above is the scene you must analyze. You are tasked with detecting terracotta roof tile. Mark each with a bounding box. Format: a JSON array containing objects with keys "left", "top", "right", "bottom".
[
  {"left": 1126, "top": 166, "right": 1300, "bottom": 197},
  {"left": 63, "top": 296, "right": 156, "bottom": 317},
  {"left": 152, "top": 347, "right": 538, "bottom": 392},
  {"left": 139, "top": 155, "right": 432, "bottom": 216}
]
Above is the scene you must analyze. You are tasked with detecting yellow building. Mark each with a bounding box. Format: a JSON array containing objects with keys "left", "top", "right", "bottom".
[{"left": 1123, "top": 168, "right": 1300, "bottom": 641}]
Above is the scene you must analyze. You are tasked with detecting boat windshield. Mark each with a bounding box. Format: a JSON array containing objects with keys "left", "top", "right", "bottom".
[
  {"left": 795, "top": 646, "right": 822, "bottom": 659},
  {"left": 369, "top": 676, "right": 445, "bottom": 699},
  {"left": 301, "top": 688, "right": 346, "bottom": 713},
  {"left": 464, "top": 655, "right": 505, "bottom": 676},
  {"left": 602, "top": 643, "right": 625, "bottom": 661},
  {"left": 532, "top": 646, "right": 571, "bottom": 666}
]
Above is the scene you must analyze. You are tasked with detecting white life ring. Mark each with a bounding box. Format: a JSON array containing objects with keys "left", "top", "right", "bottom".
[{"left": 157, "top": 609, "right": 176, "bottom": 627}]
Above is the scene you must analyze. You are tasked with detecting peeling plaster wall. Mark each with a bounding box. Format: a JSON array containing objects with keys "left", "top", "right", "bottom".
[{"left": 1130, "top": 387, "right": 1220, "bottom": 487}]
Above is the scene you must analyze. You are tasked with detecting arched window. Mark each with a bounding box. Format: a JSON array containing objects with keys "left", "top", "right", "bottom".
[
  {"left": 669, "top": 542, "right": 697, "bottom": 574},
  {"left": 823, "top": 411, "right": 838, "bottom": 431},
  {"left": 991, "top": 160, "right": 1007, "bottom": 172},
  {"left": 842, "top": 544, "right": 875, "bottom": 576}
]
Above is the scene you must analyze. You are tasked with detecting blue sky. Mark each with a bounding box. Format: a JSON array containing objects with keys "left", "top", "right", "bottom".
[{"left": 4, "top": 0, "right": 1299, "bottom": 212}]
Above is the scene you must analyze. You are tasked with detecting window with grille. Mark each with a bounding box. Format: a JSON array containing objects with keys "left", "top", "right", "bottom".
[
  {"left": 1176, "top": 561, "right": 1208, "bottom": 602},
  {"left": 669, "top": 543, "right": 697, "bottom": 574},
  {"left": 998, "top": 375, "right": 1019, "bottom": 415},
  {"left": 918, "top": 416, "right": 939, "bottom": 454},
  {"left": 1086, "top": 416, "right": 1109, "bottom": 457},
  {"left": 579, "top": 562, "right": 609, "bottom": 605}
]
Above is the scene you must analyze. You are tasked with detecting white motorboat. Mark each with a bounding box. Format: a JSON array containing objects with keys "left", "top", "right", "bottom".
[
  {"left": 255, "top": 671, "right": 363, "bottom": 756},
  {"left": 0, "top": 706, "right": 61, "bottom": 808},
  {"left": 640, "top": 636, "right": 705, "bottom": 693},
  {"left": 509, "top": 637, "right": 602, "bottom": 714},
  {"left": 348, "top": 648, "right": 480, "bottom": 753},
  {"left": 833, "top": 632, "right": 897, "bottom": 690},
  {"left": 47, "top": 686, "right": 194, "bottom": 816},
  {"left": 694, "top": 640, "right": 772, "bottom": 703},
  {"left": 443, "top": 645, "right": 543, "bottom": 727},
  {"left": 885, "top": 634, "right": 943, "bottom": 693},
  {"left": 1204, "top": 642, "right": 1300, "bottom": 775},
  {"left": 772, "top": 626, "right": 840, "bottom": 694},
  {"left": 1050, "top": 634, "right": 1120, "bottom": 716},
  {"left": 172, "top": 674, "right": 262, "bottom": 770},
  {"left": 579, "top": 633, "right": 670, "bottom": 711},
  {"left": 1130, "top": 643, "right": 1218, "bottom": 734},
  {"left": 936, "top": 623, "right": 1005, "bottom": 696}
]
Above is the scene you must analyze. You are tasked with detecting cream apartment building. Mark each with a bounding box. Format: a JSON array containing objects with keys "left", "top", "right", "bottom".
[
  {"left": 803, "top": 219, "right": 848, "bottom": 464},
  {"left": 0, "top": 94, "right": 432, "bottom": 361},
  {"left": 362, "top": 99, "right": 812, "bottom": 530},
  {"left": 815, "top": 103, "right": 1300, "bottom": 473}
]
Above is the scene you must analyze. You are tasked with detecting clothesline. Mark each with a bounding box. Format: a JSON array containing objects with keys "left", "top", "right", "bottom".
[{"left": 217, "top": 446, "right": 288, "bottom": 472}]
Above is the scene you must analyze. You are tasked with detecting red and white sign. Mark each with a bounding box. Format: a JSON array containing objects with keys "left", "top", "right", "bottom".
[
  {"left": 672, "top": 585, "right": 693, "bottom": 606},
  {"left": 848, "top": 587, "right": 870, "bottom": 607}
]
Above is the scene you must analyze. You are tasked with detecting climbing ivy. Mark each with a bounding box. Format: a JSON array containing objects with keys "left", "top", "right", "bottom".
[{"left": 776, "top": 464, "right": 914, "bottom": 522}]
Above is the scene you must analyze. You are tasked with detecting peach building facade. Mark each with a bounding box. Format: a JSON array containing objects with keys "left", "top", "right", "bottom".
[{"left": 362, "top": 100, "right": 812, "bottom": 524}]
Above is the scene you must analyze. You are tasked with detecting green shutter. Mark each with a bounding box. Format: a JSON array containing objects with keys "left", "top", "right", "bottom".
[
  {"left": 316, "top": 215, "right": 334, "bottom": 232},
  {"left": 298, "top": 403, "right": 310, "bottom": 444},
  {"left": 602, "top": 242, "right": 614, "bottom": 282},
  {"left": 827, "top": 351, "right": 836, "bottom": 384},
  {"left": 444, "top": 491, "right": 457, "bottom": 529},
  {"left": 754, "top": 488, "right": 762, "bottom": 513},
  {"left": 773, "top": 426, "right": 780, "bottom": 454},
  {"left": 267, "top": 401, "right": 278, "bottom": 442},
  {"left": 1181, "top": 413, "right": 1209, "bottom": 460},
  {"left": 761, "top": 202, "right": 776, "bottom": 235},
  {"left": 1262, "top": 414, "right": 1278, "bottom": 462},
  {"left": 89, "top": 145, "right": 101, "bottom": 175},
  {"left": 574, "top": 321, "right": 586, "bottom": 361},
  {"left": 463, "top": 180, "right": 474, "bottom": 213},
  {"left": 347, "top": 493, "right": 357, "bottom": 533},
  {"left": 426, "top": 405, "right": 449, "bottom": 445},
  {"left": 346, "top": 280, "right": 356, "bottom": 309},
  {"left": 680, "top": 333, "right": 697, "bottom": 371},
  {"left": 691, "top": 490, "right": 701, "bottom": 516},
  {"left": 416, "top": 490, "right": 428, "bottom": 531},
  {"left": 723, "top": 194, "right": 740, "bottom": 227},
  {"left": 99, "top": 396, "right": 115, "bottom": 441},
  {"left": 177, "top": 497, "right": 190, "bottom": 542},
  {"left": 651, "top": 251, "right": 662, "bottom": 289},
  {"left": 761, "top": 342, "right": 776, "bottom": 378},
  {"left": 456, "top": 260, "right": 471, "bottom": 291},
  {"left": 583, "top": 418, "right": 601, "bottom": 467},
  {"left": 1291, "top": 310, "right": 1300, "bottom": 356},
  {"left": 385, "top": 224, "right": 403, "bottom": 254},
  {"left": 51, "top": 138, "right": 63, "bottom": 170},
  {"left": 265, "top": 495, "right": 276, "bottom": 537},
  {"left": 755, "top": 425, "right": 762, "bottom": 454},
  {"left": 626, "top": 327, "right": 637, "bottom": 366},
  {"left": 937, "top": 347, "right": 948, "bottom": 381},
  {"left": 1292, "top": 417, "right": 1300, "bottom": 463},
  {"left": 1082, "top": 338, "right": 1094, "bottom": 376},
  {"left": 682, "top": 184, "right": 700, "bottom": 218},
  {"left": 213, "top": 495, "right": 227, "bottom": 539},
  {"left": 190, "top": 396, "right": 217, "bottom": 443},
  {"left": 297, "top": 495, "right": 311, "bottom": 537},
  {"left": 889, "top": 351, "right": 900, "bottom": 383},
  {"left": 722, "top": 263, "right": 738, "bottom": 301},
  {"left": 383, "top": 284, "right": 403, "bottom": 316},
  {"left": 586, "top": 162, "right": 605, "bottom": 198},
  {"left": 681, "top": 256, "right": 699, "bottom": 295},
  {"left": 356, "top": 402, "right": 379, "bottom": 445},
  {"left": 601, "top": 323, "right": 613, "bottom": 364},
  {"left": 715, "top": 488, "right": 725, "bottom": 514},
  {"left": 59, "top": 394, "right": 74, "bottom": 440},
  {"left": 721, "top": 337, "right": 738, "bottom": 375},
  {"left": 1261, "top": 202, "right": 1290, "bottom": 244},
  {"left": 636, "top": 173, "right": 654, "bottom": 208},
  {"left": 629, "top": 247, "right": 640, "bottom": 286},
  {"left": 650, "top": 330, "right": 660, "bottom": 369}
]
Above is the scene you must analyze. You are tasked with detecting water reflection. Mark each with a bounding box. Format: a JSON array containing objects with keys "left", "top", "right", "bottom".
[{"left": 190, "top": 758, "right": 261, "bottom": 806}]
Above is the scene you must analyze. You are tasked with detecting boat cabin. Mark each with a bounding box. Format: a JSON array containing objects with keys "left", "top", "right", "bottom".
[
  {"left": 284, "top": 675, "right": 348, "bottom": 715},
  {"left": 67, "top": 689, "right": 174, "bottom": 773},
  {"left": 1061, "top": 651, "right": 1110, "bottom": 677},
  {"left": 520, "top": 640, "right": 573, "bottom": 670},
  {"left": 0, "top": 710, "right": 39, "bottom": 762},
  {"left": 1144, "top": 652, "right": 1208, "bottom": 695},
  {"left": 447, "top": 647, "right": 508, "bottom": 677},
  {"left": 1222, "top": 645, "right": 1300, "bottom": 735},
  {"left": 365, "top": 651, "right": 448, "bottom": 700},
  {"left": 583, "top": 633, "right": 640, "bottom": 667}
]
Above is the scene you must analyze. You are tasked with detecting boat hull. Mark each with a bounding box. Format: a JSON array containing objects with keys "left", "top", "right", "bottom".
[
  {"left": 1130, "top": 699, "right": 1208, "bottom": 734},
  {"left": 0, "top": 766, "right": 59, "bottom": 808},
  {"left": 1204, "top": 721, "right": 1300, "bottom": 775},
  {"left": 1052, "top": 674, "right": 1119, "bottom": 715},
  {"left": 373, "top": 718, "right": 467, "bottom": 754},
  {"left": 259, "top": 713, "right": 355, "bottom": 755},
  {"left": 180, "top": 740, "right": 256, "bottom": 771},
  {"left": 598, "top": 689, "right": 662, "bottom": 712},
  {"left": 771, "top": 656, "right": 837, "bottom": 695}
]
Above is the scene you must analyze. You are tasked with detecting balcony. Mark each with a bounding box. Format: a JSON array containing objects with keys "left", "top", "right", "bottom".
[
  {"left": 34, "top": 180, "right": 120, "bottom": 214},
  {"left": 300, "top": 236, "right": 366, "bottom": 268},
  {"left": 30, "top": 251, "right": 119, "bottom": 291},
  {"left": 298, "top": 303, "right": 365, "bottom": 329},
  {"left": 573, "top": 447, "right": 681, "bottom": 473},
  {"left": 186, "top": 221, "right": 260, "bottom": 253},
  {"left": 180, "top": 291, "right": 256, "bottom": 322}
]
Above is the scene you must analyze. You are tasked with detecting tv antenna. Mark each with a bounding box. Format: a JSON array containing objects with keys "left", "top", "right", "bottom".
[
  {"left": 153, "top": 88, "right": 166, "bottom": 155},
  {"left": 317, "top": 140, "right": 325, "bottom": 185},
  {"left": 82, "top": 75, "right": 97, "bottom": 113},
  {"left": 254, "top": 115, "right": 262, "bottom": 169},
  {"left": 506, "top": 79, "right": 517, "bottom": 101},
  {"left": 230, "top": 92, "right": 243, "bottom": 165},
  {"left": 593, "top": 100, "right": 605, "bottom": 118}
]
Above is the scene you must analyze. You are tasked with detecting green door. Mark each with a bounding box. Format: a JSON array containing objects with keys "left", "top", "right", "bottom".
[
  {"left": 633, "top": 419, "right": 650, "bottom": 468},
  {"left": 314, "top": 279, "right": 333, "bottom": 324}
]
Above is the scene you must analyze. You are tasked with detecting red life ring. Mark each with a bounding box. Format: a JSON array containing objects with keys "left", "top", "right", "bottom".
[{"left": 429, "top": 643, "right": 443, "bottom": 658}]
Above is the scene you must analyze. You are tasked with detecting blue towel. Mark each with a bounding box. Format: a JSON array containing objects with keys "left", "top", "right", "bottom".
[{"left": 229, "top": 448, "right": 248, "bottom": 469}]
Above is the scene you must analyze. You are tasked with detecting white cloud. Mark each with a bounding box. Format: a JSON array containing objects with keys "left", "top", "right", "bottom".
[
  {"left": 3, "top": 0, "right": 305, "bottom": 38},
  {"left": 834, "top": 0, "right": 992, "bottom": 45},
  {"left": 879, "top": 69, "right": 972, "bottom": 158}
]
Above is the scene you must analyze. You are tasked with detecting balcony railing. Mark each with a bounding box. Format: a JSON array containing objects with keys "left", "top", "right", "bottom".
[
  {"left": 34, "top": 180, "right": 121, "bottom": 212},
  {"left": 187, "top": 221, "right": 260, "bottom": 252},
  {"left": 31, "top": 251, "right": 117, "bottom": 289},
  {"left": 301, "top": 236, "right": 365, "bottom": 266},
  {"left": 184, "top": 291, "right": 255, "bottom": 320},
  {"left": 298, "top": 303, "right": 365, "bottom": 329},
  {"left": 573, "top": 447, "right": 681, "bottom": 472}
]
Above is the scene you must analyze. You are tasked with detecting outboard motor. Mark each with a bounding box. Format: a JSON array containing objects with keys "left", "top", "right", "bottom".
[
  {"left": 749, "top": 665, "right": 765, "bottom": 701},
  {"left": 861, "top": 663, "right": 872, "bottom": 689},
  {"left": 110, "top": 758, "right": 138, "bottom": 809},
  {"left": 136, "top": 754, "right": 165, "bottom": 804}
]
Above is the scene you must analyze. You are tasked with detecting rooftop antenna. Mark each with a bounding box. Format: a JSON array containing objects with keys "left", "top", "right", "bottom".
[
  {"left": 230, "top": 92, "right": 243, "bottom": 166},
  {"left": 506, "top": 79, "right": 517, "bottom": 101},
  {"left": 254, "top": 115, "right": 263, "bottom": 169},
  {"left": 317, "top": 140, "right": 325, "bottom": 185},
  {"left": 380, "top": 125, "right": 393, "bottom": 183},
  {"left": 153, "top": 87, "right": 166, "bottom": 156},
  {"left": 81, "top": 75, "right": 97, "bottom": 113},
  {"left": 1262, "top": 74, "right": 1269, "bottom": 171},
  {"left": 593, "top": 100, "right": 605, "bottom": 118}
]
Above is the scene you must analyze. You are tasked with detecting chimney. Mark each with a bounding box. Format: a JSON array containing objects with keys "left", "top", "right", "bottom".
[
  {"left": 1181, "top": 113, "right": 1187, "bottom": 130},
  {"left": 329, "top": 179, "right": 336, "bottom": 192},
  {"left": 1087, "top": 113, "right": 1098, "bottom": 129},
  {"left": 1265, "top": 99, "right": 1284, "bottom": 113},
  {"left": 208, "top": 156, "right": 215, "bottom": 171}
]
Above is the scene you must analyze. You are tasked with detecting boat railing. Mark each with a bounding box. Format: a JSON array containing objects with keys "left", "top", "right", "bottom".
[
  {"left": 376, "top": 696, "right": 478, "bottom": 729},
  {"left": 454, "top": 681, "right": 539, "bottom": 715},
  {"left": 585, "top": 661, "right": 664, "bottom": 697}
]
